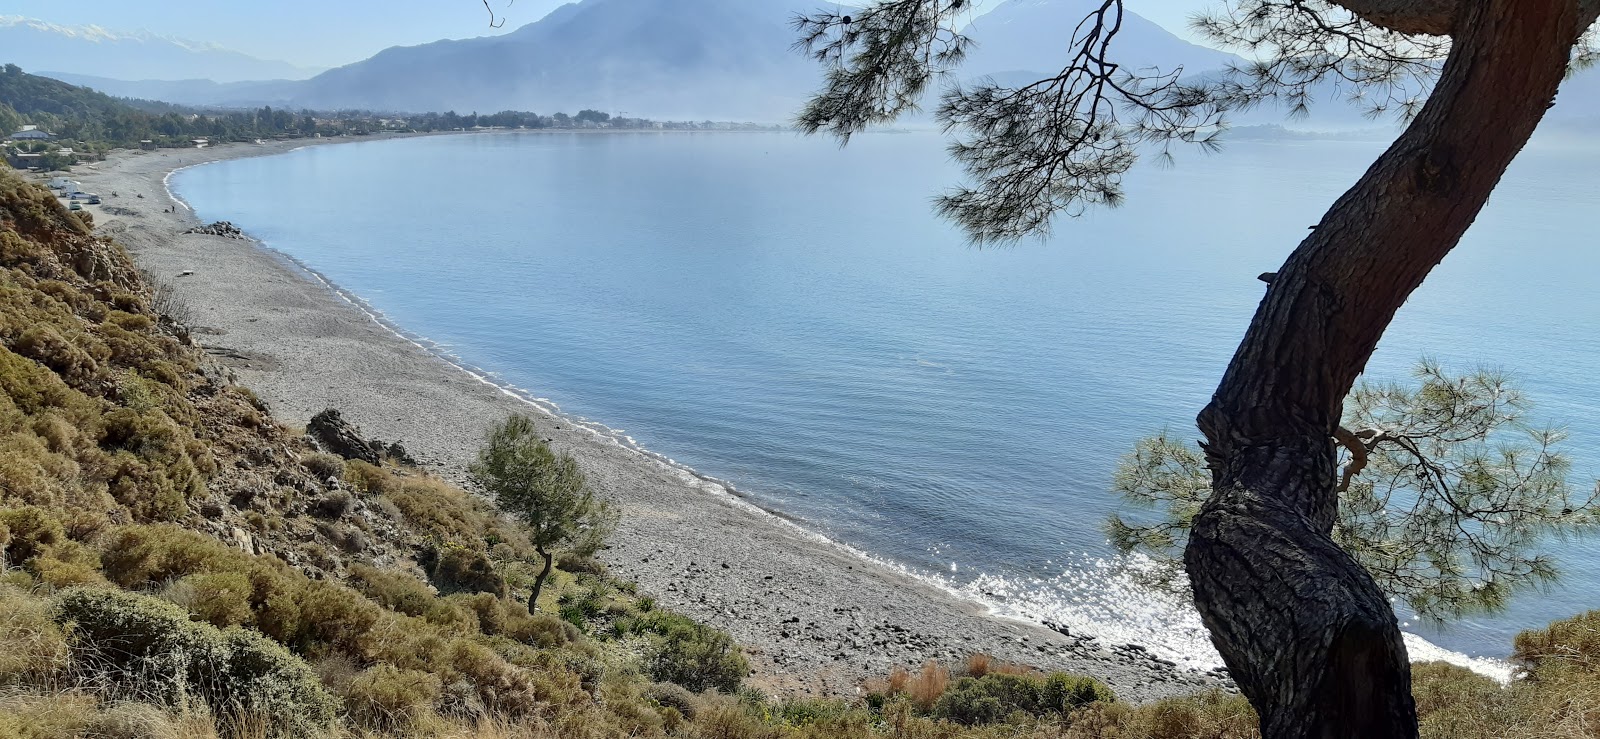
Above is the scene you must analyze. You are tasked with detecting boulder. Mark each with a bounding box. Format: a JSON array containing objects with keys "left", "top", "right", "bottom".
[{"left": 306, "top": 408, "right": 383, "bottom": 464}]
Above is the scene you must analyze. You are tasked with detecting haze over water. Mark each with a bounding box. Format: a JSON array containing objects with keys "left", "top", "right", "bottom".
[{"left": 173, "top": 130, "right": 1600, "bottom": 669}]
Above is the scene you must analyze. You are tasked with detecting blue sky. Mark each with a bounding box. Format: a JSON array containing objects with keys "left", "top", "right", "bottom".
[{"left": 6, "top": 0, "right": 1210, "bottom": 70}]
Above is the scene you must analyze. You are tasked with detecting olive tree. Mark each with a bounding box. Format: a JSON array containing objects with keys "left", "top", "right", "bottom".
[
  {"left": 1109, "top": 360, "right": 1599, "bottom": 619},
  {"left": 470, "top": 414, "right": 616, "bottom": 613},
  {"left": 794, "top": 1, "right": 1599, "bottom": 736}
]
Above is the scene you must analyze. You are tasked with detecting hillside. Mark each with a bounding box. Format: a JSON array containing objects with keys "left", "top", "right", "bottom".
[{"left": 0, "top": 64, "right": 295, "bottom": 150}]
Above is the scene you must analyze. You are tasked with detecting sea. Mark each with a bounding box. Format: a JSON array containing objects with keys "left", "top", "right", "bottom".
[{"left": 171, "top": 129, "right": 1600, "bottom": 675}]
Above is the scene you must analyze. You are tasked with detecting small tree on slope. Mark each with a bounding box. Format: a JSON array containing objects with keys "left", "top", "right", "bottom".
[
  {"left": 470, "top": 414, "right": 617, "bottom": 613},
  {"left": 795, "top": 1, "right": 1599, "bottom": 736}
]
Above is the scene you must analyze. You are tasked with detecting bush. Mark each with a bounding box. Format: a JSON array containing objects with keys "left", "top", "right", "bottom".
[
  {"left": 0, "top": 585, "right": 68, "bottom": 687},
  {"left": 311, "top": 491, "right": 353, "bottom": 519},
  {"left": 620, "top": 610, "right": 747, "bottom": 693},
  {"left": 647, "top": 681, "right": 699, "bottom": 720},
  {"left": 51, "top": 587, "right": 336, "bottom": 737},
  {"left": 431, "top": 545, "right": 506, "bottom": 597},
  {"left": 300, "top": 452, "right": 345, "bottom": 482},
  {"left": 450, "top": 591, "right": 508, "bottom": 635},
  {"left": 14, "top": 324, "right": 97, "bottom": 385},
  {"left": 1073, "top": 689, "right": 1257, "bottom": 738},
  {"left": 164, "top": 571, "right": 254, "bottom": 628},
  {"left": 350, "top": 564, "right": 435, "bottom": 617},
  {"left": 931, "top": 671, "right": 1114, "bottom": 725},
  {"left": 0, "top": 506, "right": 64, "bottom": 566},
  {"left": 291, "top": 579, "right": 381, "bottom": 657},
  {"left": 343, "top": 664, "right": 443, "bottom": 732},
  {"left": 504, "top": 609, "right": 575, "bottom": 648}
]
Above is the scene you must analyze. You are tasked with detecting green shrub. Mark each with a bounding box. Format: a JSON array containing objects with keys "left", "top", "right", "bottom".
[
  {"left": 619, "top": 610, "right": 747, "bottom": 693},
  {"left": 343, "top": 664, "right": 442, "bottom": 732},
  {"left": 99, "top": 524, "right": 254, "bottom": 588},
  {"left": 1042, "top": 671, "right": 1117, "bottom": 711},
  {"left": 430, "top": 545, "right": 506, "bottom": 597},
  {"left": 301, "top": 452, "right": 346, "bottom": 482},
  {"left": 350, "top": 564, "right": 435, "bottom": 617},
  {"left": 14, "top": 324, "right": 97, "bottom": 385},
  {"left": 51, "top": 587, "right": 336, "bottom": 737},
  {"left": 504, "top": 609, "right": 575, "bottom": 648},
  {"left": 291, "top": 579, "right": 381, "bottom": 657},
  {"left": 342, "top": 459, "right": 391, "bottom": 495},
  {"left": 0, "top": 584, "right": 68, "bottom": 687},
  {"left": 210, "top": 627, "right": 339, "bottom": 736},
  {"left": 30, "top": 538, "right": 102, "bottom": 588},
  {"left": 933, "top": 678, "right": 1007, "bottom": 725},
  {"left": 450, "top": 591, "right": 508, "bottom": 635},
  {"left": 932, "top": 672, "right": 1114, "bottom": 725},
  {"left": 165, "top": 571, "right": 254, "bottom": 628},
  {"left": 0, "top": 506, "right": 63, "bottom": 566},
  {"left": 557, "top": 578, "right": 609, "bottom": 629},
  {"left": 647, "top": 681, "right": 699, "bottom": 720}
]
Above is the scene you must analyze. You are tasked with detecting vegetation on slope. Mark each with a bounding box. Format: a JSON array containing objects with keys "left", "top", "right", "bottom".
[{"left": 0, "top": 165, "right": 1598, "bottom": 738}]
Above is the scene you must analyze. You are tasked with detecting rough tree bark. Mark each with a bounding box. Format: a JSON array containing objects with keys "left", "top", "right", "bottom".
[
  {"left": 530, "top": 545, "right": 554, "bottom": 614},
  {"left": 1185, "top": 1, "right": 1588, "bottom": 737}
]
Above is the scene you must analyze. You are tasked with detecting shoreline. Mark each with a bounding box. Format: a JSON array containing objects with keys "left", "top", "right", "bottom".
[{"left": 64, "top": 136, "right": 1226, "bottom": 700}]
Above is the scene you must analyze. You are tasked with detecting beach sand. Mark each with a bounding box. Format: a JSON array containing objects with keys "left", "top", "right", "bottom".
[{"left": 60, "top": 136, "right": 1225, "bottom": 700}]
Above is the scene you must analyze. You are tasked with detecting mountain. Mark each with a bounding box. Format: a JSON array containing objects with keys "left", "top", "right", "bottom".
[
  {"left": 283, "top": 0, "right": 823, "bottom": 120},
  {"left": 959, "top": 0, "right": 1243, "bottom": 79},
  {"left": 20, "top": 0, "right": 1256, "bottom": 122},
  {"left": 0, "top": 16, "right": 319, "bottom": 83}
]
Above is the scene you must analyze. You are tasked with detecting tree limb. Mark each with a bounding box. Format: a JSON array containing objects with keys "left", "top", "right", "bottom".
[
  {"left": 1329, "top": 0, "right": 1600, "bottom": 36},
  {"left": 1334, "top": 426, "right": 1374, "bottom": 492}
]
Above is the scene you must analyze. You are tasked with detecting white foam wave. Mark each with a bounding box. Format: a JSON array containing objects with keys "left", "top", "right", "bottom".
[{"left": 922, "top": 552, "right": 1513, "bottom": 682}]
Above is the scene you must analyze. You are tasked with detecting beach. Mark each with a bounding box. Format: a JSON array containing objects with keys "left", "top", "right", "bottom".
[{"left": 59, "top": 137, "right": 1225, "bottom": 700}]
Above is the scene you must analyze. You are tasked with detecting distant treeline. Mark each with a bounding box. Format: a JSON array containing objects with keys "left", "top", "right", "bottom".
[{"left": 0, "top": 64, "right": 781, "bottom": 162}]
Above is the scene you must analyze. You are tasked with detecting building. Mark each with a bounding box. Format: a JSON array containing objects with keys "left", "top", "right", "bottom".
[
  {"left": 4, "top": 149, "right": 43, "bottom": 169},
  {"left": 10, "top": 125, "right": 53, "bottom": 141},
  {"left": 139, "top": 140, "right": 157, "bottom": 150}
]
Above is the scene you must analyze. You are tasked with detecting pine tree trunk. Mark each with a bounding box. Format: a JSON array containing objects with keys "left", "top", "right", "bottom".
[
  {"left": 530, "top": 546, "right": 554, "bottom": 614},
  {"left": 1185, "top": 2, "right": 1586, "bottom": 736}
]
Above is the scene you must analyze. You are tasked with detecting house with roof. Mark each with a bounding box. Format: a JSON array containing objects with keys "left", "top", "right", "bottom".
[
  {"left": 9, "top": 125, "right": 54, "bottom": 141},
  {"left": 4, "top": 148, "right": 44, "bottom": 170}
]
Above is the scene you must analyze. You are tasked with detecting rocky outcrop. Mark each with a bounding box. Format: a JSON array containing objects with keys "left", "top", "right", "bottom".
[
  {"left": 184, "top": 220, "right": 245, "bottom": 238},
  {"left": 307, "top": 408, "right": 385, "bottom": 464}
]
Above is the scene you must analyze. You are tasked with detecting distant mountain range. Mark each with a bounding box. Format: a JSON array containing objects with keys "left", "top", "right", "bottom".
[
  {"left": 0, "top": 16, "right": 319, "bottom": 83},
  {"left": 21, "top": 0, "right": 1243, "bottom": 122},
  {"left": 10, "top": 0, "right": 1598, "bottom": 127}
]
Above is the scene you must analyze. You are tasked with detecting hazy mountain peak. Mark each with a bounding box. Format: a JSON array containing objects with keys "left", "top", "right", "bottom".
[
  {"left": 960, "top": 0, "right": 1240, "bottom": 77},
  {"left": 0, "top": 15, "right": 320, "bottom": 83},
  {"left": 0, "top": 15, "right": 220, "bottom": 50}
]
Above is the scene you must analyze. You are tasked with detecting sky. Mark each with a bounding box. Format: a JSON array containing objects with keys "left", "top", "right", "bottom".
[{"left": 4, "top": 0, "right": 1213, "bottom": 71}]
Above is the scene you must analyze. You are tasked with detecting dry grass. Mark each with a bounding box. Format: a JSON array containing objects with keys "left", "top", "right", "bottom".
[
  {"left": 963, "top": 652, "right": 1035, "bottom": 680},
  {"left": 0, "top": 690, "right": 227, "bottom": 739},
  {"left": 906, "top": 661, "right": 951, "bottom": 712}
]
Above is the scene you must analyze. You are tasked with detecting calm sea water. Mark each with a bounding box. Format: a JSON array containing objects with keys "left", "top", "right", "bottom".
[{"left": 173, "top": 131, "right": 1600, "bottom": 670}]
